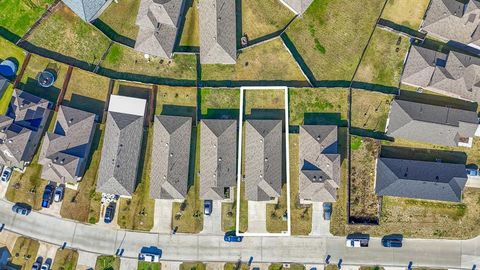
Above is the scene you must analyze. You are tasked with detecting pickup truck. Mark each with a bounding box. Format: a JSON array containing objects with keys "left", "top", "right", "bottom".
[{"left": 345, "top": 234, "right": 369, "bottom": 247}]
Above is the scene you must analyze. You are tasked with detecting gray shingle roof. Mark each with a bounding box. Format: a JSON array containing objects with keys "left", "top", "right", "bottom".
[
  {"left": 402, "top": 45, "right": 480, "bottom": 102},
  {"left": 96, "top": 110, "right": 144, "bottom": 196},
  {"left": 199, "top": 0, "right": 237, "bottom": 64},
  {"left": 279, "top": 0, "right": 314, "bottom": 15},
  {"left": 0, "top": 89, "right": 50, "bottom": 169},
  {"left": 62, "top": 0, "right": 111, "bottom": 22},
  {"left": 386, "top": 99, "right": 479, "bottom": 147},
  {"left": 150, "top": 115, "right": 192, "bottom": 200},
  {"left": 244, "top": 119, "right": 282, "bottom": 201},
  {"left": 38, "top": 106, "right": 96, "bottom": 184},
  {"left": 422, "top": 0, "right": 480, "bottom": 46},
  {"left": 298, "top": 125, "right": 340, "bottom": 202},
  {"left": 0, "top": 75, "right": 9, "bottom": 96},
  {"left": 375, "top": 157, "right": 467, "bottom": 202},
  {"left": 135, "top": 0, "right": 186, "bottom": 58},
  {"left": 199, "top": 119, "right": 237, "bottom": 200}
]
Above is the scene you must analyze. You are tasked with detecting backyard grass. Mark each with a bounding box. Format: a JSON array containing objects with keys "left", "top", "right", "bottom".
[
  {"left": 179, "top": 0, "right": 199, "bottom": 47},
  {"left": 0, "top": 84, "right": 14, "bottom": 114},
  {"left": 201, "top": 39, "right": 306, "bottom": 83},
  {"left": 289, "top": 134, "right": 312, "bottom": 235},
  {"left": 63, "top": 68, "right": 110, "bottom": 119},
  {"left": 97, "top": 0, "right": 140, "bottom": 40},
  {"left": 9, "top": 236, "right": 40, "bottom": 270},
  {"left": 17, "top": 54, "right": 68, "bottom": 103},
  {"left": 200, "top": 88, "right": 239, "bottom": 117},
  {"left": 0, "top": 37, "right": 26, "bottom": 66},
  {"left": 60, "top": 125, "right": 104, "bottom": 223},
  {"left": 95, "top": 255, "right": 120, "bottom": 270},
  {"left": 289, "top": 88, "right": 348, "bottom": 126},
  {"left": 351, "top": 89, "right": 393, "bottom": 133},
  {"left": 51, "top": 248, "right": 78, "bottom": 270},
  {"left": 350, "top": 136, "right": 381, "bottom": 221},
  {"left": 225, "top": 262, "right": 249, "bottom": 270},
  {"left": 117, "top": 128, "right": 154, "bottom": 231},
  {"left": 286, "top": 0, "right": 384, "bottom": 81},
  {"left": 244, "top": 88, "right": 285, "bottom": 114},
  {"left": 381, "top": 0, "right": 430, "bottom": 29},
  {"left": 155, "top": 86, "right": 197, "bottom": 115},
  {"left": 172, "top": 126, "right": 203, "bottom": 233},
  {"left": 242, "top": 0, "right": 294, "bottom": 40},
  {"left": 355, "top": 29, "right": 410, "bottom": 87},
  {"left": 0, "top": 0, "right": 54, "bottom": 37},
  {"left": 101, "top": 43, "right": 197, "bottom": 81},
  {"left": 27, "top": 4, "right": 111, "bottom": 66},
  {"left": 269, "top": 264, "right": 305, "bottom": 270},
  {"left": 180, "top": 262, "right": 206, "bottom": 270},
  {"left": 138, "top": 261, "right": 161, "bottom": 270}
]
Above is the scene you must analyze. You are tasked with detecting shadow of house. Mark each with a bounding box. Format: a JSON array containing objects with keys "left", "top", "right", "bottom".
[
  {"left": 17, "top": 77, "right": 60, "bottom": 104},
  {"left": 397, "top": 90, "right": 478, "bottom": 112},
  {"left": 380, "top": 145, "right": 468, "bottom": 165},
  {"left": 202, "top": 108, "right": 239, "bottom": 120},
  {"left": 350, "top": 127, "right": 393, "bottom": 141},
  {"left": 91, "top": 19, "right": 136, "bottom": 48},
  {"left": 303, "top": 112, "right": 348, "bottom": 127}
]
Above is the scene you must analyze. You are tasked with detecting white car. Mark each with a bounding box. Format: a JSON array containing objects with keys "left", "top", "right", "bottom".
[
  {"left": 138, "top": 252, "right": 160, "bottom": 262},
  {"left": 41, "top": 262, "right": 50, "bottom": 270},
  {"left": 1, "top": 167, "right": 12, "bottom": 182}
]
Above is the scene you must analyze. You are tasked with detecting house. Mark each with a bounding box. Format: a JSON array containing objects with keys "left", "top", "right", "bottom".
[
  {"left": 402, "top": 45, "right": 480, "bottom": 102},
  {"left": 244, "top": 119, "right": 282, "bottom": 201},
  {"left": 0, "top": 76, "right": 9, "bottom": 95},
  {"left": 0, "top": 89, "right": 50, "bottom": 170},
  {"left": 421, "top": 0, "right": 480, "bottom": 48},
  {"left": 199, "top": 119, "right": 237, "bottom": 200},
  {"left": 150, "top": 115, "right": 191, "bottom": 200},
  {"left": 38, "top": 106, "right": 96, "bottom": 184},
  {"left": 298, "top": 125, "right": 340, "bottom": 202},
  {"left": 96, "top": 95, "right": 146, "bottom": 197},
  {"left": 134, "top": 0, "right": 186, "bottom": 58},
  {"left": 279, "top": 0, "right": 314, "bottom": 15},
  {"left": 375, "top": 157, "right": 467, "bottom": 202},
  {"left": 62, "top": 0, "right": 112, "bottom": 22},
  {"left": 199, "top": 0, "right": 236, "bottom": 64},
  {"left": 386, "top": 99, "right": 479, "bottom": 147},
  {"left": 0, "top": 246, "right": 11, "bottom": 269}
]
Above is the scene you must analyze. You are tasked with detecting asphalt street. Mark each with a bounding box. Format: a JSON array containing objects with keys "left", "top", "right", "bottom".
[{"left": 0, "top": 200, "right": 478, "bottom": 268}]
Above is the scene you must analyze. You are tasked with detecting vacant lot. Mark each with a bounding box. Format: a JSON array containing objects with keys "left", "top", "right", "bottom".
[
  {"left": 95, "top": 255, "right": 120, "bottom": 270},
  {"left": 97, "top": 0, "right": 140, "bottom": 40},
  {"left": 200, "top": 88, "right": 239, "bottom": 117},
  {"left": 244, "top": 88, "right": 285, "bottom": 114},
  {"left": 381, "top": 0, "right": 430, "bottom": 29},
  {"left": 355, "top": 29, "right": 410, "bottom": 87},
  {"left": 101, "top": 43, "right": 197, "bottom": 81},
  {"left": 351, "top": 89, "right": 393, "bottom": 133},
  {"left": 17, "top": 54, "right": 68, "bottom": 103},
  {"left": 350, "top": 136, "right": 381, "bottom": 221},
  {"left": 0, "top": 0, "right": 54, "bottom": 37},
  {"left": 179, "top": 0, "right": 199, "bottom": 47},
  {"left": 242, "top": 0, "right": 294, "bottom": 40},
  {"left": 155, "top": 86, "right": 197, "bottom": 115},
  {"left": 60, "top": 125, "right": 104, "bottom": 223},
  {"left": 27, "top": 4, "right": 111, "bottom": 65},
  {"left": 286, "top": 0, "right": 384, "bottom": 81},
  {"left": 10, "top": 236, "right": 40, "bottom": 270},
  {"left": 63, "top": 68, "right": 110, "bottom": 119},
  {"left": 201, "top": 39, "right": 306, "bottom": 83},
  {"left": 51, "top": 248, "right": 78, "bottom": 270},
  {"left": 289, "top": 88, "right": 348, "bottom": 126}
]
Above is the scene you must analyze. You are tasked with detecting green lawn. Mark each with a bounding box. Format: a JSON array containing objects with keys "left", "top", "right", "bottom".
[
  {"left": 97, "top": 0, "right": 140, "bottom": 40},
  {"left": 155, "top": 86, "right": 197, "bottom": 115},
  {"left": 289, "top": 88, "right": 348, "bottom": 126},
  {"left": 225, "top": 263, "right": 249, "bottom": 270},
  {"left": 269, "top": 264, "right": 305, "bottom": 270},
  {"left": 51, "top": 248, "right": 78, "bottom": 270},
  {"left": 0, "top": 0, "right": 54, "bottom": 37},
  {"left": 381, "top": 0, "right": 430, "bottom": 29},
  {"left": 0, "top": 84, "right": 14, "bottom": 114},
  {"left": 0, "top": 37, "right": 26, "bottom": 65},
  {"left": 200, "top": 88, "right": 239, "bottom": 117},
  {"left": 138, "top": 261, "right": 161, "bottom": 270},
  {"left": 179, "top": 0, "right": 199, "bottom": 47},
  {"left": 27, "top": 4, "right": 111, "bottom": 65},
  {"left": 180, "top": 262, "right": 206, "bottom": 270},
  {"left": 266, "top": 182, "right": 288, "bottom": 233},
  {"left": 244, "top": 88, "right": 285, "bottom": 114},
  {"left": 201, "top": 39, "right": 306, "bottom": 83},
  {"left": 242, "top": 0, "right": 294, "bottom": 40},
  {"left": 101, "top": 43, "right": 197, "bottom": 81},
  {"left": 286, "top": 0, "right": 384, "bottom": 81},
  {"left": 355, "top": 29, "right": 410, "bottom": 87},
  {"left": 351, "top": 89, "right": 394, "bottom": 132},
  {"left": 95, "top": 256, "right": 120, "bottom": 270},
  {"left": 9, "top": 236, "right": 40, "bottom": 270}
]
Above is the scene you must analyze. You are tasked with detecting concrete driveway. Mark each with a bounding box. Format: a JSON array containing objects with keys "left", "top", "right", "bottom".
[
  {"left": 97, "top": 203, "right": 120, "bottom": 229},
  {"left": 247, "top": 201, "right": 267, "bottom": 233},
  {"left": 201, "top": 201, "right": 222, "bottom": 235},
  {"left": 310, "top": 202, "right": 331, "bottom": 236},
  {"left": 0, "top": 181, "right": 8, "bottom": 199},
  {"left": 120, "top": 257, "right": 139, "bottom": 270},
  {"left": 152, "top": 199, "right": 172, "bottom": 233},
  {"left": 77, "top": 251, "right": 98, "bottom": 270},
  {"left": 206, "top": 262, "right": 225, "bottom": 270},
  {"left": 36, "top": 242, "right": 57, "bottom": 266},
  {"left": 39, "top": 200, "right": 62, "bottom": 218}
]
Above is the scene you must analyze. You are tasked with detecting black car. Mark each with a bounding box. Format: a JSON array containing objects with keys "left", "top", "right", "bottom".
[
  {"left": 104, "top": 204, "right": 115, "bottom": 224},
  {"left": 41, "top": 185, "right": 54, "bottom": 208},
  {"left": 12, "top": 203, "right": 31, "bottom": 215},
  {"left": 382, "top": 236, "right": 403, "bottom": 248}
]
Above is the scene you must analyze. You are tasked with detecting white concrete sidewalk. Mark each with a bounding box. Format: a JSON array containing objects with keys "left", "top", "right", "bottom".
[
  {"left": 163, "top": 261, "right": 182, "bottom": 270},
  {"left": 0, "top": 181, "right": 8, "bottom": 200},
  {"left": 152, "top": 199, "right": 172, "bottom": 233},
  {"left": 310, "top": 202, "right": 331, "bottom": 236},
  {"left": 201, "top": 201, "right": 222, "bottom": 235},
  {"left": 207, "top": 262, "right": 225, "bottom": 270},
  {"left": 248, "top": 201, "right": 267, "bottom": 233}
]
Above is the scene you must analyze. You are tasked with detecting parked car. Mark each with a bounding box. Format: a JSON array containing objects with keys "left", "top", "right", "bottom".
[
  {"left": 42, "top": 185, "right": 54, "bottom": 208},
  {"left": 41, "top": 262, "right": 51, "bottom": 270},
  {"left": 32, "top": 262, "right": 41, "bottom": 270},
  {"left": 54, "top": 185, "right": 64, "bottom": 202},
  {"left": 345, "top": 234, "right": 369, "bottom": 247},
  {"left": 323, "top": 202, "right": 332, "bottom": 220},
  {"left": 204, "top": 200, "right": 213, "bottom": 215},
  {"left": 224, "top": 231, "right": 243, "bottom": 242},
  {"left": 12, "top": 203, "right": 31, "bottom": 215},
  {"left": 138, "top": 252, "right": 161, "bottom": 262},
  {"left": 1, "top": 167, "right": 11, "bottom": 182},
  {"left": 104, "top": 204, "right": 115, "bottom": 224},
  {"left": 381, "top": 235, "right": 403, "bottom": 248}
]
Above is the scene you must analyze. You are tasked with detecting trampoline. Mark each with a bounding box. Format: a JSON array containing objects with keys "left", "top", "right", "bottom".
[{"left": 37, "top": 70, "right": 55, "bottom": 88}]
